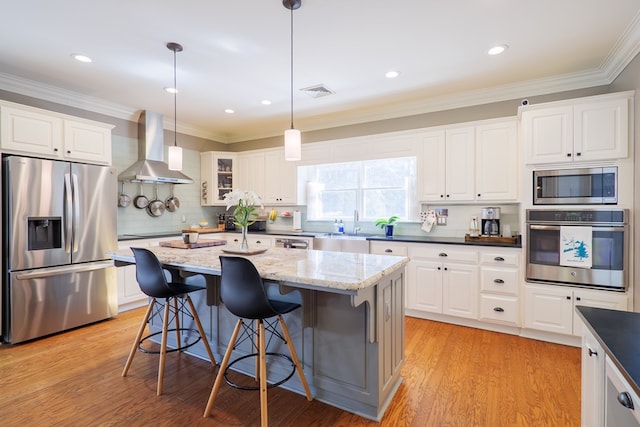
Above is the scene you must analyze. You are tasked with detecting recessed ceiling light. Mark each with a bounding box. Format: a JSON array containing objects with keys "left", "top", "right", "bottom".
[
  {"left": 385, "top": 70, "right": 400, "bottom": 79},
  {"left": 225, "top": 109, "right": 235, "bottom": 114},
  {"left": 488, "top": 45, "right": 508, "bottom": 55},
  {"left": 261, "top": 100, "right": 272, "bottom": 105},
  {"left": 71, "top": 53, "right": 92, "bottom": 63},
  {"left": 164, "top": 87, "right": 178, "bottom": 94}
]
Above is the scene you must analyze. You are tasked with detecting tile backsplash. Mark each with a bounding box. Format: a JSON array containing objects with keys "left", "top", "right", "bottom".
[{"left": 113, "top": 135, "right": 223, "bottom": 236}]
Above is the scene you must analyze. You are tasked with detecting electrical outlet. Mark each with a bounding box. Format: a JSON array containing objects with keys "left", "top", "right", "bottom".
[{"left": 435, "top": 208, "right": 448, "bottom": 226}]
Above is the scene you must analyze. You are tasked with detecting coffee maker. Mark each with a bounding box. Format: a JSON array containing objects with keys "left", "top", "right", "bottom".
[{"left": 481, "top": 207, "right": 500, "bottom": 236}]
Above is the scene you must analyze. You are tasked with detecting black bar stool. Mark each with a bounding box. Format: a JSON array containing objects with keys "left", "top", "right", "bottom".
[
  {"left": 203, "top": 256, "right": 312, "bottom": 426},
  {"left": 122, "top": 247, "right": 216, "bottom": 395}
]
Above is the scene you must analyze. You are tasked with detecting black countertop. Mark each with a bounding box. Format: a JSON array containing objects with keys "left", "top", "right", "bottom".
[
  {"left": 576, "top": 306, "right": 640, "bottom": 396},
  {"left": 118, "top": 230, "right": 521, "bottom": 248}
]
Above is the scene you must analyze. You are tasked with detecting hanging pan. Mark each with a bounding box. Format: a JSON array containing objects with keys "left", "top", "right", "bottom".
[
  {"left": 165, "top": 184, "right": 180, "bottom": 212},
  {"left": 147, "top": 184, "right": 165, "bottom": 217},
  {"left": 118, "top": 182, "right": 131, "bottom": 208},
  {"left": 133, "top": 183, "right": 149, "bottom": 209}
]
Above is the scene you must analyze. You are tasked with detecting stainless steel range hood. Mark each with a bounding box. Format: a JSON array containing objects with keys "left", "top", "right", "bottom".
[{"left": 118, "top": 110, "right": 194, "bottom": 184}]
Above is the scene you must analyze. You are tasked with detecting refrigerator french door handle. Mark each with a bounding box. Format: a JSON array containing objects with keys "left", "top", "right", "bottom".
[
  {"left": 64, "top": 173, "right": 73, "bottom": 253},
  {"left": 72, "top": 173, "right": 80, "bottom": 253},
  {"left": 14, "top": 260, "right": 115, "bottom": 280}
]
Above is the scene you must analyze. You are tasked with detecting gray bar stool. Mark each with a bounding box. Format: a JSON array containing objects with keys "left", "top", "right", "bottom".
[
  {"left": 203, "top": 255, "right": 312, "bottom": 426},
  {"left": 122, "top": 247, "right": 216, "bottom": 395}
]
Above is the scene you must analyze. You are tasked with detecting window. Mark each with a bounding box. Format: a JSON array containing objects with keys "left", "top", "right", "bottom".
[{"left": 302, "top": 157, "right": 417, "bottom": 221}]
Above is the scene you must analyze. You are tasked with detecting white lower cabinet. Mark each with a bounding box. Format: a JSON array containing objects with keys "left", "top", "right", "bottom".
[
  {"left": 581, "top": 324, "right": 605, "bottom": 427},
  {"left": 116, "top": 240, "right": 149, "bottom": 312},
  {"left": 369, "top": 241, "right": 408, "bottom": 256},
  {"left": 219, "top": 232, "right": 273, "bottom": 249},
  {"left": 479, "top": 249, "right": 521, "bottom": 326},
  {"left": 524, "top": 283, "right": 628, "bottom": 336},
  {"left": 407, "top": 244, "right": 478, "bottom": 320}
]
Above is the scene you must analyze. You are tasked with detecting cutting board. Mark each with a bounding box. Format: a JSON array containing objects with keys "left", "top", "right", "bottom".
[
  {"left": 181, "top": 226, "right": 225, "bottom": 233},
  {"left": 159, "top": 239, "right": 227, "bottom": 249}
]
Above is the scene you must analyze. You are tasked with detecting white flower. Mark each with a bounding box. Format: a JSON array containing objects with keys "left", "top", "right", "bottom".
[
  {"left": 223, "top": 189, "right": 263, "bottom": 210},
  {"left": 223, "top": 189, "right": 263, "bottom": 227}
]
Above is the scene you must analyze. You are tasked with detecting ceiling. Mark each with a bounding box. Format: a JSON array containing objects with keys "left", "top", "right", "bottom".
[{"left": 2, "top": 1, "right": 640, "bottom": 144}]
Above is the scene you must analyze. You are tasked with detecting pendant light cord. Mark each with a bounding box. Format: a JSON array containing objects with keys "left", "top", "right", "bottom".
[
  {"left": 290, "top": 6, "right": 294, "bottom": 130},
  {"left": 173, "top": 47, "right": 178, "bottom": 147}
]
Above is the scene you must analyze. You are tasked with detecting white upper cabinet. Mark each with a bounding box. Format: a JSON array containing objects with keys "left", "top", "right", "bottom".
[
  {"left": 421, "top": 127, "right": 475, "bottom": 202},
  {"left": 1, "top": 104, "right": 63, "bottom": 156},
  {"left": 63, "top": 119, "right": 112, "bottom": 165},
  {"left": 236, "top": 151, "right": 265, "bottom": 200},
  {"left": 420, "top": 130, "right": 446, "bottom": 201},
  {"left": 522, "top": 92, "right": 631, "bottom": 165},
  {"left": 445, "top": 127, "right": 476, "bottom": 201},
  {"left": 200, "top": 152, "right": 237, "bottom": 206},
  {"left": 420, "top": 119, "right": 517, "bottom": 203},
  {"left": 235, "top": 148, "right": 298, "bottom": 205},
  {"left": 0, "top": 101, "right": 113, "bottom": 165},
  {"left": 263, "top": 149, "right": 297, "bottom": 204},
  {"left": 475, "top": 120, "right": 518, "bottom": 201}
]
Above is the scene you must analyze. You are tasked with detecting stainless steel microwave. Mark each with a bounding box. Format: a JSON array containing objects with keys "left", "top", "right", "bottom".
[{"left": 533, "top": 167, "right": 617, "bottom": 205}]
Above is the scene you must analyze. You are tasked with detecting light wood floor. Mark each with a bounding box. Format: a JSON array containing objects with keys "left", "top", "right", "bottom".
[{"left": 0, "top": 308, "right": 580, "bottom": 426}]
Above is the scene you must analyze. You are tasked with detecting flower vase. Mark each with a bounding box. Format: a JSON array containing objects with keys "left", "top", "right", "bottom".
[
  {"left": 240, "top": 226, "right": 249, "bottom": 251},
  {"left": 385, "top": 224, "right": 394, "bottom": 238}
]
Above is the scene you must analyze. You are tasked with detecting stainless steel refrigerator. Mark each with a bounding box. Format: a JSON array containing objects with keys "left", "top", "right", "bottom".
[{"left": 3, "top": 156, "right": 118, "bottom": 343}]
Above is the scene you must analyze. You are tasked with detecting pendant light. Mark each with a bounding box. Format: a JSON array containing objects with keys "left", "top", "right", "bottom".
[
  {"left": 283, "top": 0, "right": 302, "bottom": 161},
  {"left": 167, "top": 42, "right": 183, "bottom": 171}
]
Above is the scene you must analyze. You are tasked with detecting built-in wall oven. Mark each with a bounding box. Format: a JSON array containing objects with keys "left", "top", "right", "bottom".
[{"left": 526, "top": 209, "right": 628, "bottom": 291}]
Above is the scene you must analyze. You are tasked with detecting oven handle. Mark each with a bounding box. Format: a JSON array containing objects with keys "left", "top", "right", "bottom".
[{"left": 528, "top": 224, "right": 627, "bottom": 232}]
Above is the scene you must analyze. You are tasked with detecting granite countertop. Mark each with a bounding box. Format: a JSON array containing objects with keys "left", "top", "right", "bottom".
[
  {"left": 118, "top": 230, "right": 522, "bottom": 248},
  {"left": 109, "top": 245, "right": 409, "bottom": 293},
  {"left": 576, "top": 306, "right": 640, "bottom": 396}
]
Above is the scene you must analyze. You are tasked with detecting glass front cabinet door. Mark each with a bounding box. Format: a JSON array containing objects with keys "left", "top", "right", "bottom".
[{"left": 201, "top": 152, "right": 236, "bottom": 206}]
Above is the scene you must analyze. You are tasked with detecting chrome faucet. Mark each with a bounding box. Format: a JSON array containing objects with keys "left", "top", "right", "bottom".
[{"left": 353, "top": 209, "right": 360, "bottom": 235}]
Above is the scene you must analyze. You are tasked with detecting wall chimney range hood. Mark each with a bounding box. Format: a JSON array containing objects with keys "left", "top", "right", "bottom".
[{"left": 117, "top": 110, "right": 194, "bottom": 184}]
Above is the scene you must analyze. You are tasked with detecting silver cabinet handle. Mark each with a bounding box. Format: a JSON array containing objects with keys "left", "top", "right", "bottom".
[{"left": 618, "top": 392, "right": 635, "bottom": 409}]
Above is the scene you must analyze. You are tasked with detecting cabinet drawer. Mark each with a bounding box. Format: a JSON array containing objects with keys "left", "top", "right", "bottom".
[
  {"left": 480, "top": 251, "right": 520, "bottom": 267},
  {"left": 408, "top": 245, "right": 478, "bottom": 263},
  {"left": 480, "top": 267, "right": 519, "bottom": 295},
  {"left": 479, "top": 294, "right": 519, "bottom": 326},
  {"left": 369, "top": 242, "right": 408, "bottom": 256}
]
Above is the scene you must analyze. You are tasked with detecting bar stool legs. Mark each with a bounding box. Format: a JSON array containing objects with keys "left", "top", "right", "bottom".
[
  {"left": 203, "top": 315, "right": 312, "bottom": 426},
  {"left": 122, "top": 295, "right": 216, "bottom": 396},
  {"left": 278, "top": 315, "right": 312, "bottom": 400},
  {"left": 204, "top": 319, "right": 243, "bottom": 417}
]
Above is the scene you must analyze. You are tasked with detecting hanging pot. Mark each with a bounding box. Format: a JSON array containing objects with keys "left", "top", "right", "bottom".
[
  {"left": 147, "top": 184, "right": 165, "bottom": 217},
  {"left": 165, "top": 184, "right": 180, "bottom": 212},
  {"left": 118, "top": 182, "right": 131, "bottom": 208},
  {"left": 133, "top": 183, "right": 149, "bottom": 209}
]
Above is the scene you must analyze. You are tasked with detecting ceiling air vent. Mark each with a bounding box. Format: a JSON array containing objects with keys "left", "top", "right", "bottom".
[{"left": 300, "top": 84, "right": 335, "bottom": 98}]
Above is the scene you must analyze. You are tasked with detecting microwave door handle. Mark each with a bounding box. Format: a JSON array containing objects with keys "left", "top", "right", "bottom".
[
  {"left": 72, "top": 173, "right": 80, "bottom": 253},
  {"left": 64, "top": 173, "right": 73, "bottom": 254}
]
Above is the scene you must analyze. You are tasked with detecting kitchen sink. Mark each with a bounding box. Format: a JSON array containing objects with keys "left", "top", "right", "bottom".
[
  {"left": 314, "top": 233, "right": 373, "bottom": 240},
  {"left": 312, "top": 233, "right": 372, "bottom": 253}
]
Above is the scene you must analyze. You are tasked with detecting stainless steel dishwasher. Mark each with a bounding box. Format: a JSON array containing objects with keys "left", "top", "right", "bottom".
[{"left": 275, "top": 238, "right": 310, "bottom": 249}]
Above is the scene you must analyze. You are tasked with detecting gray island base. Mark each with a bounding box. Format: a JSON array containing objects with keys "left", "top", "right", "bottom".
[{"left": 110, "top": 246, "right": 409, "bottom": 421}]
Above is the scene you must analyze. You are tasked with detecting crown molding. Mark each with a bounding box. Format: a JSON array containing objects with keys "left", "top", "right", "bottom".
[{"left": 1, "top": 9, "right": 639, "bottom": 146}]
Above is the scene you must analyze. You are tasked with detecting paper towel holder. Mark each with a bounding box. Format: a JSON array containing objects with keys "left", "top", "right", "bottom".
[{"left": 292, "top": 210, "right": 302, "bottom": 231}]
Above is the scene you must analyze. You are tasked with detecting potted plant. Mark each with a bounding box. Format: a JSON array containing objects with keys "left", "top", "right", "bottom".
[{"left": 375, "top": 215, "right": 399, "bottom": 238}]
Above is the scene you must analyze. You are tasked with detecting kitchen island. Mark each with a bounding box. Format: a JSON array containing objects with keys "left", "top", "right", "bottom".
[{"left": 109, "top": 245, "right": 409, "bottom": 421}]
